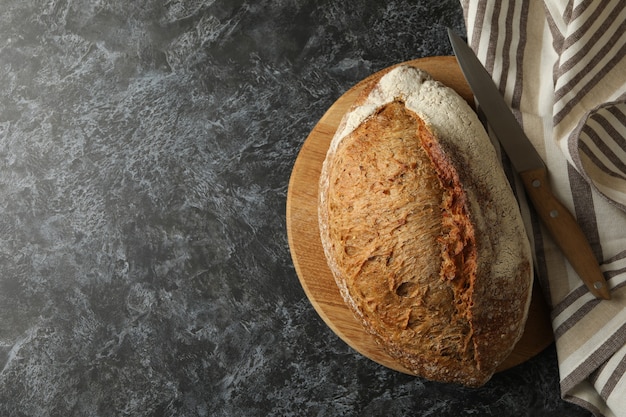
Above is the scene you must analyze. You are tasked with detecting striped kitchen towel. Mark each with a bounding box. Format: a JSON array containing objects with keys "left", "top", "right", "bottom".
[{"left": 459, "top": 0, "right": 626, "bottom": 416}]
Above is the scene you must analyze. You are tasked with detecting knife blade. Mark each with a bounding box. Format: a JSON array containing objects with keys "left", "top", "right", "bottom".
[{"left": 447, "top": 28, "right": 611, "bottom": 300}]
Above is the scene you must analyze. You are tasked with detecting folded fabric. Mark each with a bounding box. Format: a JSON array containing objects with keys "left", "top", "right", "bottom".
[{"left": 460, "top": 0, "right": 626, "bottom": 416}]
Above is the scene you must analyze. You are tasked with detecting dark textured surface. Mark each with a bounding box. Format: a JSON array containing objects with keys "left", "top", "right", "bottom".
[{"left": 0, "top": 1, "right": 591, "bottom": 416}]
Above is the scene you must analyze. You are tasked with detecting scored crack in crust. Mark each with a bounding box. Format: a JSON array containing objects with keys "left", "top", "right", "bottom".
[{"left": 318, "top": 65, "right": 533, "bottom": 387}]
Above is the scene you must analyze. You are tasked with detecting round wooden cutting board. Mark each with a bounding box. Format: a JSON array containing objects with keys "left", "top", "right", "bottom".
[{"left": 286, "top": 56, "right": 554, "bottom": 376}]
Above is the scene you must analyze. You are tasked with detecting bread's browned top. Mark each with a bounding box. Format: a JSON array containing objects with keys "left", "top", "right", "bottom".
[{"left": 325, "top": 100, "right": 478, "bottom": 368}]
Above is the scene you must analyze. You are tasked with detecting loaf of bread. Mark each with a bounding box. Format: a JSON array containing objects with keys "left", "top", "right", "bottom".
[{"left": 318, "top": 65, "right": 533, "bottom": 387}]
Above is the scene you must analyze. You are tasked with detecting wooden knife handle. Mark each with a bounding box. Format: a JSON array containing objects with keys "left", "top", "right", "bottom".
[{"left": 520, "top": 168, "right": 611, "bottom": 300}]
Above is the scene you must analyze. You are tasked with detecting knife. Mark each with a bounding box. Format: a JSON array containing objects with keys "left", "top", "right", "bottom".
[{"left": 447, "top": 28, "right": 611, "bottom": 300}]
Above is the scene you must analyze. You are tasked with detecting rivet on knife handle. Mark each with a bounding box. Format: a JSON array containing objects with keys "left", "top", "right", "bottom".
[{"left": 520, "top": 168, "right": 611, "bottom": 300}]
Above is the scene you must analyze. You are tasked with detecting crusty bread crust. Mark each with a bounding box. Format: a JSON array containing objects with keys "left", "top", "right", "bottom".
[{"left": 318, "top": 65, "right": 533, "bottom": 387}]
